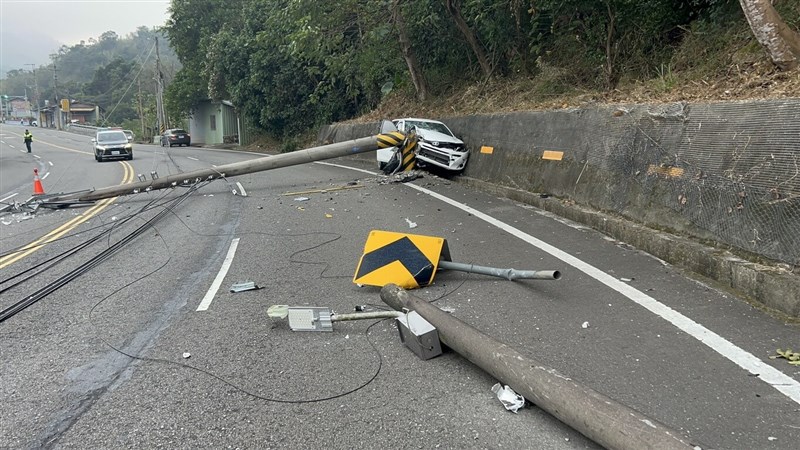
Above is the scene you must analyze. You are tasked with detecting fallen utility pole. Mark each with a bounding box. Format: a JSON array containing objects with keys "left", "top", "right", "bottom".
[
  {"left": 51, "top": 131, "right": 406, "bottom": 203},
  {"left": 379, "top": 284, "right": 700, "bottom": 450}
]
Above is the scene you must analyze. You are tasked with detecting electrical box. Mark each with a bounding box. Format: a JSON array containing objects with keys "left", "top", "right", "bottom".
[
  {"left": 287, "top": 307, "right": 333, "bottom": 332},
  {"left": 396, "top": 311, "right": 442, "bottom": 360}
]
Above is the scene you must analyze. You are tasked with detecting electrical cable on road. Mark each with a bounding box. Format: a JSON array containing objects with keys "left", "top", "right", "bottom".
[
  {"left": 0, "top": 182, "right": 206, "bottom": 322},
  {"left": 0, "top": 189, "right": 184, "bottom": 287},
  {"left": 2, "top": 171, "right": 471, "bottom": 401}
]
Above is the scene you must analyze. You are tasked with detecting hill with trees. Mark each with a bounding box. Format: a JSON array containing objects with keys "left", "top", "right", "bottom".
[
  {"left": 163, "top": 0, "right": 799, "bottom": 143},
  {"left": 2, "top": 1, "right": 797, "bottom": 144},
  {"left": 0, "top": 27, "right": 179, "bottom": 133}
]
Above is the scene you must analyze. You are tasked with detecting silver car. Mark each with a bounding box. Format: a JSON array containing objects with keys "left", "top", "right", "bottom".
[{"left": 93, "top": 130, "right": 133, "bottom": 162}]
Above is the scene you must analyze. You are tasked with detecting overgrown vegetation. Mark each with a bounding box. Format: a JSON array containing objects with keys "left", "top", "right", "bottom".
[
  {"left": 163, "top": 0, "right": 798, "bottom": 140},
  {"left": 2, "top": 1, "right": 797, "bottom": 143}
]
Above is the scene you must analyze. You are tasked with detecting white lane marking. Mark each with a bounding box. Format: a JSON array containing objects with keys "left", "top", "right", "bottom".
[
  {"left": 0, "top": 192, "right": 19, "bottom": 203},
  {"left": 196, "top": 238, "right": 240, "bottom": 311},
  {"left": 48, "top": 161, "right": 54, "bottom": 166},
  {"left": 187, "top": 156, "right": 199, "bottom": 161},
  {"left": 408, "top": 182, "right": 800, "bottom": 405},
  {"left": 317, "top": 160, "right": 800, "bottom": 405},
  {"left": 42, "top": 172, "right": 50, "bottom": 179},
  {"left": 235, "top": 181, "right": 247, "bottom": 197},
  {"left": 33, "top": 155, "right": 40, "bottom": 159}
]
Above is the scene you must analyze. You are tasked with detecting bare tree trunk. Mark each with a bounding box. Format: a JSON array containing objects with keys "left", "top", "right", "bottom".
[
  {"left": 392, "top": 0, "right": 429, "bottom": 101},
  {"left": 443, "top": 0, "right": 493, "bottom": 78},
  {"left": 603, "top": 1, "right": 618, "bottom": 90},
  {"left": 739, "top": 0, "right": 800, "bottom": 70}
]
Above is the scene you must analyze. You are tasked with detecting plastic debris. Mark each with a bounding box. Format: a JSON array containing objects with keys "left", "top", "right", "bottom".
[
  {"left": 581, "top": 321, "right": 589, "bottom": 329},
  {"left": 620, "top": 277, "right": 633, "bottom": 282},
  {"left": 294, "top": 197, "right": 309, "bottom": 202},
  {"left": 267, "top": 305, "right": 290, "bottom": 319},
  {"left": 230, "top": 281, "right": 260, "bottom": 292},
  {"left": 405, "top": 218, "right": 417, "bottom": 228},
  {"left": 182, "top": 352, "right": 191, "bottom": 359},
  {"left": 491, "top": 383, "right": 525, "bottom": 413}
]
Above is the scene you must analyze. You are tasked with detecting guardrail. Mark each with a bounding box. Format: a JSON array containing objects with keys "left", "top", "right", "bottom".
[{"left": 65, "top": 123, "right": 100, "bottom": 137}]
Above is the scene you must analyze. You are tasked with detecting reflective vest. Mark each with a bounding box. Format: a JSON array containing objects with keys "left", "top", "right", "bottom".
[{"left": 24, "top": 132, "right": 33, "bottom": 142}]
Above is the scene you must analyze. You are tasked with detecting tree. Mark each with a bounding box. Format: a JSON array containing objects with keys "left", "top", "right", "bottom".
[
  {"left": 739, "top": 0, "right": 800, "bottom": 70},
  {"left": 442, "top": 0, "right": 493, "bottom": 78},
  {"left": 393, "top": 0, "right": 429, "bottom": 100}
]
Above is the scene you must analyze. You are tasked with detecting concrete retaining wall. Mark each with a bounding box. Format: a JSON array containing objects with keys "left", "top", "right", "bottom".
[{"left": 319, "top": 99, "right": 800, "bottom": 317}]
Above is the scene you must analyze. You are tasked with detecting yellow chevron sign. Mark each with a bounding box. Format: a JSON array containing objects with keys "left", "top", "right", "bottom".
[{"left": 354, "top": 230, "right": 451, "bottom": 289}]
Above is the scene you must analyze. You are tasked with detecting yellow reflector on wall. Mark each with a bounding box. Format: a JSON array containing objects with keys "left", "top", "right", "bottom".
[{"left": 542, "top": 150, "right": 564, "bottom": 161}]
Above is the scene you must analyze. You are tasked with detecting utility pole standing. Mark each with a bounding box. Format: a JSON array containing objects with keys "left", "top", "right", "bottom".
[
  {"left": 137, "top": 78, "right": 145, "bottom": 138},
  {"left": 52, "top": 64, "right": 60, "bottom": 130},
  {"left": 26, "top": 64, "right": 40, "bottom": 125},
  {"left": 154, "top": 37, "right": 167, "bottom": 137}
]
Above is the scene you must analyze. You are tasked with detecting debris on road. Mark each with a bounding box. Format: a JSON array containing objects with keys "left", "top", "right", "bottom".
[
  {"left": 491, "top": 383, "right": 525, "bottom": 413},
  {"left": 582, "top": 321, "right": 589, "bottom": 329},
  {"left": 230, "top": 281, "right": 260, "bottom": 292},
  {"left": 770, "top": 348, "right": 800, "bottom": 365},
  {"left": 182, "top": 352, "right": 191, "bottom": 359},
  {"left": 294, "top": 197, "right": 310, "bottom": 202},
  {"left": 405, "top": 218, "right": 418, "bottom": 228},
  {"left": 283, "top": 184, "right": 364, "bottom": 196}
]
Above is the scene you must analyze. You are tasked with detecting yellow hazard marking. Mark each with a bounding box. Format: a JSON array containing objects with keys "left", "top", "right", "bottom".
[
  {"left": 377, "top": 131, "right": 405, "bottom": 148},
  {"left": 354, "top": 230, "right": 449, "bottom": 289},
  {"left": 542, "top": 150, "right": 564, "bottom": 161},
  {"left": 400, "top": 137, "right": 416, "bottom": 172},
  {"left": 647, "top": 165, "right": 684, "bottom": 177},
  {"left": 480, "top": 146, "right": 494, "bottom": 154}
]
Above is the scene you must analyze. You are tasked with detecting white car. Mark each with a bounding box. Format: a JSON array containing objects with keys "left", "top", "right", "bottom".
[{"left": 377, "top": 118, "right": 468, "bottom": 172}]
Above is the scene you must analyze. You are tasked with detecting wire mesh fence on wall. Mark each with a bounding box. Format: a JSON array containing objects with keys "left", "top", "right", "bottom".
[{"left": 592, "top": 100, "right": 799, "bottom": 266}]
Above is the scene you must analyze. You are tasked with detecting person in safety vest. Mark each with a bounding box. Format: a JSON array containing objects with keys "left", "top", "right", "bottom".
[{"left": 24, "top": 129, "right": 33, "bottom": 153}]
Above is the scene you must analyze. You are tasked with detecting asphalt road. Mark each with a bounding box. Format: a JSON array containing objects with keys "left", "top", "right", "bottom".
[{"left": 1, "top": 124, "right": 798, "bottom": 449}]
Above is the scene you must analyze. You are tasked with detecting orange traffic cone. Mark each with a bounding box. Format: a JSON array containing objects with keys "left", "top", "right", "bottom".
[{"left": 33, "top": 168, "right": 45, "bottom": 195}]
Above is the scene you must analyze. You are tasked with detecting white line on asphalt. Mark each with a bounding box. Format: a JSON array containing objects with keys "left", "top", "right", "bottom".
[
  {"left": 187, "top": 156, "right": 199, "bottom": 161},
  {"left": 317, "top": 160, "right": 800, "bottom": 405},
  {"left": 33, "top": 155, "right": 40, "bottom": 159},
  {"left": 48, "top": 161, "right": 53, "bottom": 166},
  {"left": 196, "top": 238, "right": 240, "bottom": 311},
  {"left": 0, "top": 192, "right": 19, "bottom": 203},
  {"left": 410, "top": 182, "right": 800, "bottom": 405},
  {"left": 42, "top": 172, "right": 50, "bottom": 179}
]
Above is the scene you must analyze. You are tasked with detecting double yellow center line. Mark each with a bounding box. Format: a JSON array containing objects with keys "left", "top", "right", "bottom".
[{"left": 0, "top": 160, "right": 135, "bottom": 269}]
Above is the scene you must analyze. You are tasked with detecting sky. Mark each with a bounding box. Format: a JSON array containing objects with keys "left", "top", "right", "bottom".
[{"left": 0, "top": 0, "right": 171, "bottom": 76}]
